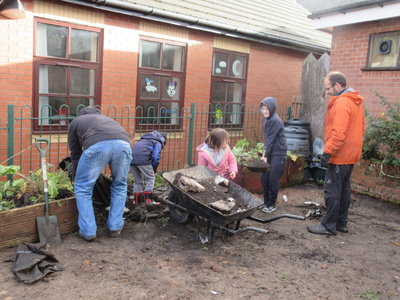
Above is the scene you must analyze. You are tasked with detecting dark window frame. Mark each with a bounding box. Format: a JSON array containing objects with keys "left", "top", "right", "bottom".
[
  {"left": 33, "top": 18, "right": 103, "bottom": 132},
  {"left": 209, "top": 49, "right": 248, "bottom": 129},
  {"left": 136, "top": 37, "right": 187, "bottom": 130},
  {"left": 363, "top": 30, "right": 400, "bottom": 71}
]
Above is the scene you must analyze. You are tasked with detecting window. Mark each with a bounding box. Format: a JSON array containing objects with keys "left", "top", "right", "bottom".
[
  {"left": 210, "top": 50, "right": 248, "bottom": 128},
  {"left": 33, "top": 19, "right": 102, "bottom": 128},
  {"left": 366, "top": 31, "right": 400, "bottom": 70},
  {"left": 137, "top": 39, "right": 186, "bottom": 128}
]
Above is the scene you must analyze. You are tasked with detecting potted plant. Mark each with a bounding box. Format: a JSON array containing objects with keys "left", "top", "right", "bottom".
[{"left": 232, "top": 139, "right": 266, "bottom": 193}]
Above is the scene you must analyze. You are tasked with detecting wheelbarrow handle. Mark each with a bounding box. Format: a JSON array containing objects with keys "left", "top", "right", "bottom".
[{"left": 35, "top": 138, "right": 50, "bottom": 157}]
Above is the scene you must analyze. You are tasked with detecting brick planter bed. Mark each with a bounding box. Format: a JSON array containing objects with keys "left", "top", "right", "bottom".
[{"left": 351, "top": 159, "right": 400, "bottom": 205}]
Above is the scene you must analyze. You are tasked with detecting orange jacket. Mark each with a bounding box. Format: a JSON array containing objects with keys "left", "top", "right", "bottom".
[{"left": 324, "top": 91, "right": 365, "bottom": 165}]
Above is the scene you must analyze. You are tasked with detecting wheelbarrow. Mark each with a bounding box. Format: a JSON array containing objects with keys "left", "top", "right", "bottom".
[{"left": 161, "top": 166, "right": 305, "bottom": 244}]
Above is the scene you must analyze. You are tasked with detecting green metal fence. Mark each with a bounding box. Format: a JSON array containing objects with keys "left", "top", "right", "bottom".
[{"left": 1, "top": 103, "right": 292, "bottom": 175}]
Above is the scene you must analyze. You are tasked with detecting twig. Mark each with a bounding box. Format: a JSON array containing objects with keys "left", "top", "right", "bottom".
[
  {"left": 15, "top": 172, "right": 36, "bottom": 185},
  {"left": 380, "top": 161, "right": 400, "bottom": 180}
]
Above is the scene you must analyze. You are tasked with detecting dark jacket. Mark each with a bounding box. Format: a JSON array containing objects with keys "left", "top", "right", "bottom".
[
  {"left": 131, "top": 131, "right": 167, "bottom": 171},
  {"left": 68, "top": 107, "right": 130, "bottom": 178},
  {"left": 260, "top": 97, "right": 287, "bottom": 157}
]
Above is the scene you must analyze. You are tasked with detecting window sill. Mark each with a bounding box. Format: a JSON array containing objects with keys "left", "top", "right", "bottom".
[
  {"left": 361, "top": 67, "right": 400, "bottom": 71},
  {"left": 31, "top": 133, "right": 68, "bottom": 143}
]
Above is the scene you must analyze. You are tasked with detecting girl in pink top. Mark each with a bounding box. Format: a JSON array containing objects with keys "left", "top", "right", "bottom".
[{"left": 196, "top": 128, "right": 238, "bottom": 179}]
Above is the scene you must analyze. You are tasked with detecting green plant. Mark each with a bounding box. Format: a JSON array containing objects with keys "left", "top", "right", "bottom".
[
  {"left": 232, "top": 139, "right": 264, "bottom": 163},
  {"left": 358, "top": 290, "right": 379, "bottom": 300},
  {"left": 157, "top": 216, "right": 169, "bottom": 227},
  {"left": 154, "top": 173, "right": 166, "bottom": 189},
  {"left": 0, "top": 165, "right": 74, "bottom": 212},
  {"left": 363, "top": 92, "right": 400, "bottom": 168}
]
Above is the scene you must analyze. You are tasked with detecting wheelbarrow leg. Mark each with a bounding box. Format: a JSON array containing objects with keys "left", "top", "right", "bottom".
[{"left": 194, "top": 216, "right": 215, "bottom": 244}]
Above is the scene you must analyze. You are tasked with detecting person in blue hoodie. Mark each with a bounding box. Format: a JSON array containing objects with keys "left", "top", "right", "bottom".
[
  {"left": 259, "top": 97, "right": 287, "bottom": 213},
  {"left": 130, "top": 131, "right": 167, "bottom": 205}
]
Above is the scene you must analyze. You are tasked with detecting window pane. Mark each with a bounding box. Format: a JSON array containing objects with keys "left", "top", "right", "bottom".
[
  {"left": 210, "top": 103, "right": 226, "bottom": 125},
  {"left": 140, "top": 75, "right": 160, "bottom": 99},
  {"left": 39, "top": 65, "right": 67, "bottom": 94},
  {"left": 229, "top": 56, "right": 246, "bottom": 78},
  {"left": 226, "top": 83, "right": 243, "bottom": 103},
  {"left": 211, "top": 81, "right": 227, "bottom": 102},
  {"left": 37, "top": 23, "right": 67, "bottom": 58},
  {"left": 213, "top": 53, "right": 229, "bottom": 76},
  {"left": 226, "top": 103, "right": 242, "bottom": 125},
  {"left": 70, "top": 98, "right": 94, "bottom": 117},
  {"left": 369, "top": 34, "right": 400, "bottom": 68},
  {"left": 161, "top": 77, "right": 180, "bottom": 100},
  {"left": 39, "top": 96, "right": 66, "bottom": 125},
  {"left": 160, "top": 102, "right": 179, "bottom": 125},
  {"left": 137, "top": 101, "right": 159, "bottom": 124},
  {"left": 163, "top": 44, "right": 183, "bottom": 71},
  {"left": 71, "top": 29, "right": 99, "bottom": 62},
  {"left": 71, "top": 68, "right": 95, "bottom": 96},
  {"left": 139, "top": 41, "right": 161, "bottom": 68}
]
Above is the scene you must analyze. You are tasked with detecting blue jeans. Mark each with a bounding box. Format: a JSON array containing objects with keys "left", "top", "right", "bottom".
[{"left": 74, "top": 140, "right": 132, "bottom": 237}]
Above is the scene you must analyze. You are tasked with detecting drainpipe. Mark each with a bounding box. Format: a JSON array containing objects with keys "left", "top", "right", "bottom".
[{"left": 59, "top": 0, "right": 329, "bottom": 54}]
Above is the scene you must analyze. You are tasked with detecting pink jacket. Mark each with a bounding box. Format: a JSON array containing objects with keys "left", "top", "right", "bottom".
[{"left": 196, "top": 143, "right": 238, "bottom": 177}]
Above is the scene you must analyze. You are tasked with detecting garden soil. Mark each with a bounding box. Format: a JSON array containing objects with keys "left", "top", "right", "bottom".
[{"left": 0, "top": 183, "right": 399, "bottom": 300}]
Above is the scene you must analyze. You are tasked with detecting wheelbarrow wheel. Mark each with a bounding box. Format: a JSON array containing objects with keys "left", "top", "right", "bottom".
[{"left": 168, "top": 191, "right": 194, "bottom": 224}]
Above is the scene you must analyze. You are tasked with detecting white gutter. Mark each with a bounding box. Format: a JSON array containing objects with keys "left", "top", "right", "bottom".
[{"left": 313, "top": 1, "right": 400, "bottom": 29}]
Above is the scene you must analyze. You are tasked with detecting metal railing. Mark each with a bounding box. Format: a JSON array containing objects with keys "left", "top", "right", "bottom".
[{"left": 1, "top": 103, "right": 292, "bottom": 174}]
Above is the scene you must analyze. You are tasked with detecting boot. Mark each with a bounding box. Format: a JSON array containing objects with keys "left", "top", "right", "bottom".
[
  {"left": 134, "top": 192, "right": 145, "bottom": 205},
  {"left": 143, "top": 191, "right": 160, "bottom": 205}
]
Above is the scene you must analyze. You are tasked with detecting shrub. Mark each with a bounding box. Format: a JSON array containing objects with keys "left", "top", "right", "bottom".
[{"left": 362, "top": 92, "right": 400, "bottom": 167}]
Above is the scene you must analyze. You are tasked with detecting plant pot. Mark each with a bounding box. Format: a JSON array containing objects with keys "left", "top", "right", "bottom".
[
  {"left": 233, "top": 164, "right": 263, "bottom": 194},
  {"left": 0, "top": 197, "right": 77, "bottom": 250}
]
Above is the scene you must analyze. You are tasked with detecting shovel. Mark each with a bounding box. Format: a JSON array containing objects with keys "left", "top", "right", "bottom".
[{"left": 35, "top": 138, "right": 61, "bottom": 245}]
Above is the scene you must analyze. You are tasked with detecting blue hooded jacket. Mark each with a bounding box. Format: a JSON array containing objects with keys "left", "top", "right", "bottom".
[
  {"left": 131, "top": 131, "right": 167, "bottom": 170},
  {"left": 259, "top": 97, "right": 287, "bottom": 157}
]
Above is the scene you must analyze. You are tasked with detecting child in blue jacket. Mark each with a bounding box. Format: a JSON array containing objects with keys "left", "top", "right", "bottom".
[{"left": 130, "top": 131, "right": 167, "bottom": 205}]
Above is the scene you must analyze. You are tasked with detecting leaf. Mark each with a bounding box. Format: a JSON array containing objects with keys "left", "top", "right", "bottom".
[
  {"left": 47, "top": 178, "right": 59, "bottom": 198},
  {"left": 0, "top": 165, "right": 20, "bottom": 177}
]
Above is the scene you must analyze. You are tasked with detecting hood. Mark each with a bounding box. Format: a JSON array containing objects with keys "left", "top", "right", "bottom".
[
  {"left": 141, "top": 131, "right": 167, "bottom": 146},
  {"left": 78, "top": 106, "right": 101, "bottom": 116},
  {"left": 329, "top": 89, "right": 363, "bottom": 107},
  {"left": 259, "top": 97, "right": 277, "bottom": 118}
]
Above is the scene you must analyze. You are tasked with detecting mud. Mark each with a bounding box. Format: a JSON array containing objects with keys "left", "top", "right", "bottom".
[{"left": 0, "top": 183, "right": 399, "bottom": 300}]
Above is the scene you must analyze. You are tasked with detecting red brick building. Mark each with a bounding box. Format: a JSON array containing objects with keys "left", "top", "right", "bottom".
[
  {"left": 0, "top": 0, "right": 330, "bottom": 170},
  {"left": 299, "top": 0, "right": 400, "bottom": 115}
]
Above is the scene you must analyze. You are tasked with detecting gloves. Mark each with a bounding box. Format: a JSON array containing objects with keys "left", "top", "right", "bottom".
[{"left": 320, "top": 152, "right": 331, "bottom": 168}]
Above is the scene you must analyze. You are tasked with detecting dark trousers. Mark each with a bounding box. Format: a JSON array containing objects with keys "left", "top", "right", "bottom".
[
  {"left": 260, "top": 154, "right": 286, "bottom": 207},
  {"left": 321, "top": 164, "right": 354, "bottom": 233}
]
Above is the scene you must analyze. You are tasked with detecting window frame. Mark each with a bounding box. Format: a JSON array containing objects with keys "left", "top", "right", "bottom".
[
  {"left": 136, "top": 37, "right": 187, "bottom": 130},
  {"left": 363, "top": 30, "right": 400, "bottom": 71},
  {"left": 33, "top": 18, "right": 103, "bottom": 132},
  {"left": 209, "top": 49, "right": 248, "bottom": 129}
]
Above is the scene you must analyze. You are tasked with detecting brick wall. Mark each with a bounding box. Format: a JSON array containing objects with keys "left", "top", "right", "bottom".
[
  {"left": 330, "top": 18, "right": 400, "bottom": 115},
  {"left": 0, "top": 0, "right": 311, "bottom": 170},
  {"left": 351, "top": 159, "right": 400, "bottom": 204}
]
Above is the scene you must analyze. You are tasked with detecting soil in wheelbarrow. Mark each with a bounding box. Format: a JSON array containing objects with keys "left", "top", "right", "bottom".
[{"left": 174, "top": 174, "right": 249, "bottom": 214}]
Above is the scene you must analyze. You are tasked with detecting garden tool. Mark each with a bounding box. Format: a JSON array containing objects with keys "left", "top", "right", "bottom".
[{"left": 35, "top": 138, "right": 61, "bottom": 245}]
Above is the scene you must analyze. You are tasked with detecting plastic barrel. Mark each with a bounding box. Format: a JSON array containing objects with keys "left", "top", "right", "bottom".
[
  {"left": 284, "top": 126, "right": 310, "bottom": 156},
  {"left": 284, "top": 119, "right": 312, "bottom": 153}
]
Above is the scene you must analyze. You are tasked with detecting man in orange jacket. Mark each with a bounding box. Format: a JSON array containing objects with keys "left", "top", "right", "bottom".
[{"left": 308, "top": 71, "right": 365, "bottom": 236}]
